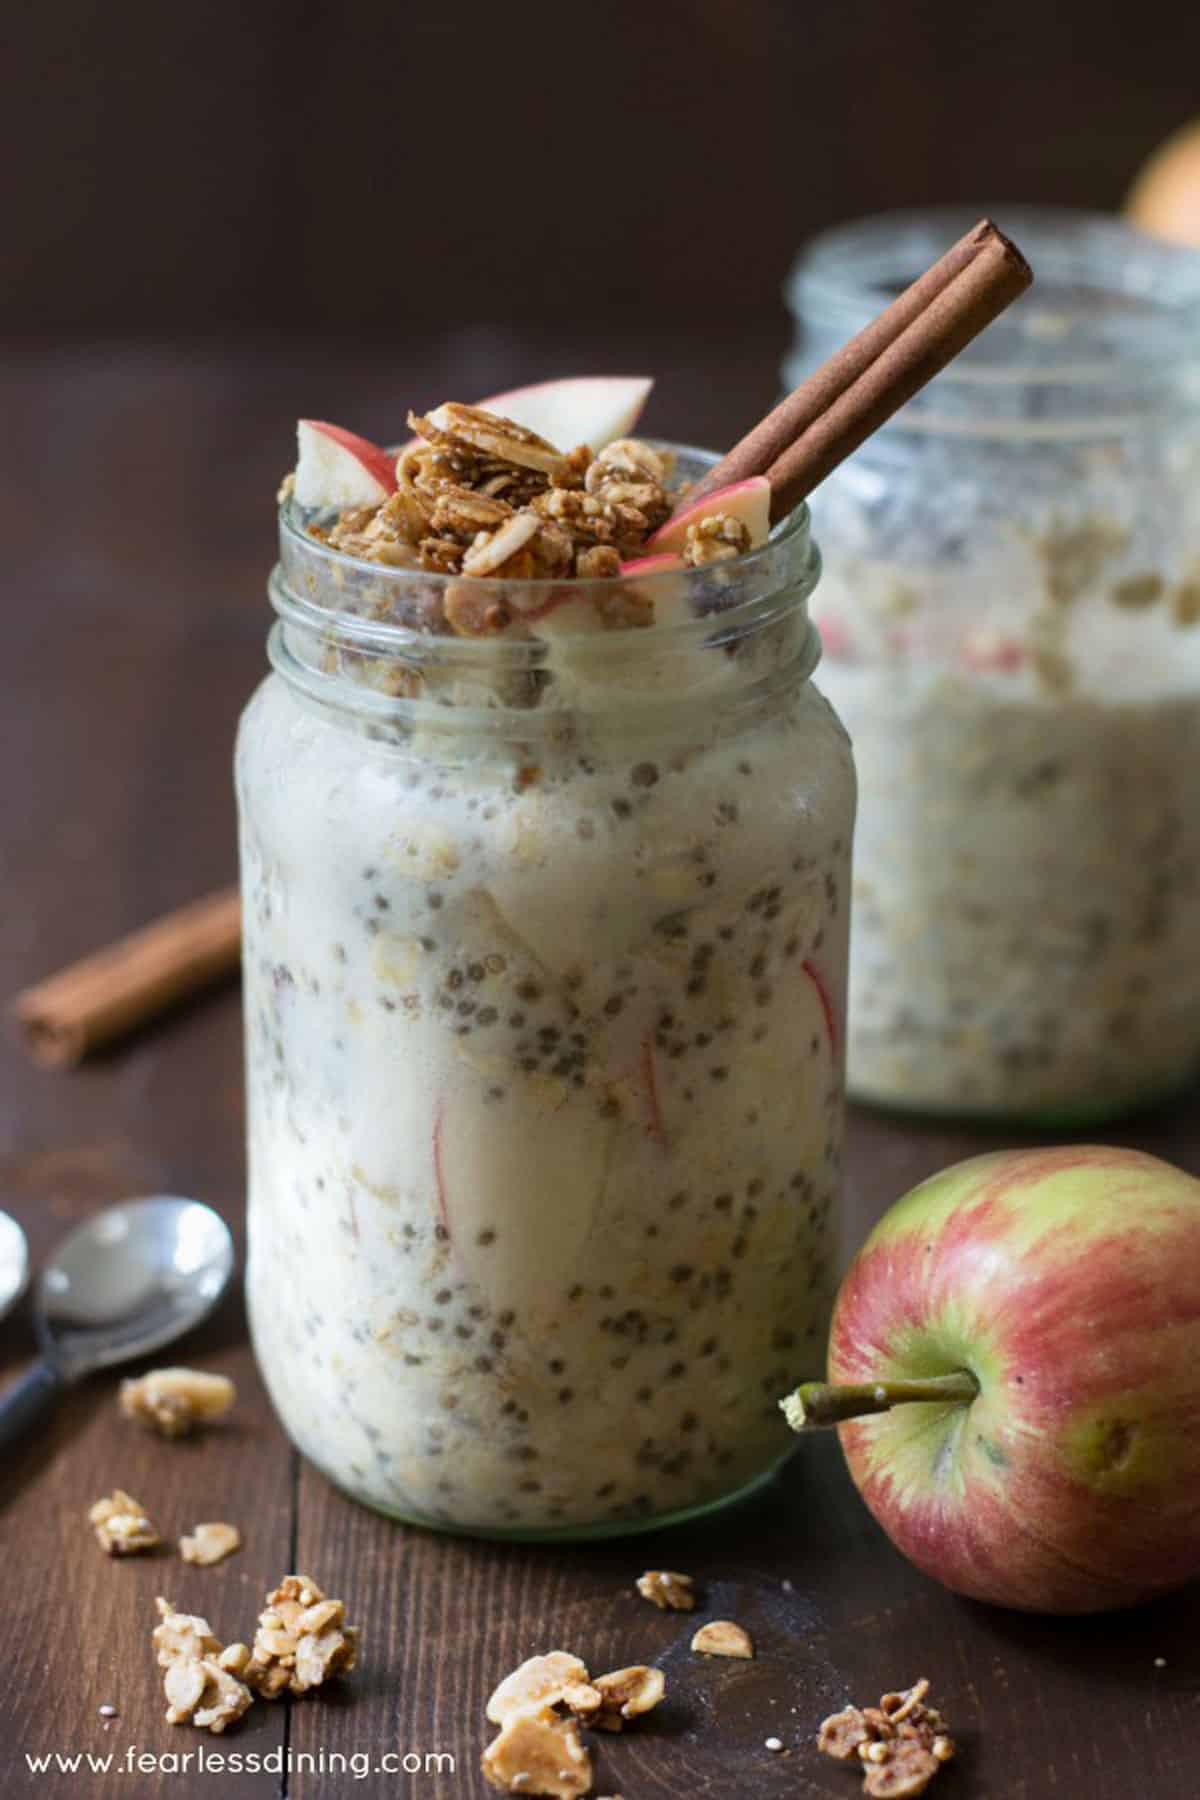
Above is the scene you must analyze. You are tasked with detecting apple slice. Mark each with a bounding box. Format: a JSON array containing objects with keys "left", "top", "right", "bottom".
[
  {"left": 618, "top": 553, "right": 684, "bottom": 578},
  {"left": 473, "top": 376, "right": 653, "bottom": 451},
  {"left": 646, "top": 475, "right": 771, "bottom": 556},
  {"left": 293, "top": 419, "right": 397, "bottom": 510}
]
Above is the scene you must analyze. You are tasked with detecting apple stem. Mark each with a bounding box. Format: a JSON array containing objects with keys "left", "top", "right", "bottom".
[{"left": 781, "top": 1371, "right": 980, "bottom": 1431}]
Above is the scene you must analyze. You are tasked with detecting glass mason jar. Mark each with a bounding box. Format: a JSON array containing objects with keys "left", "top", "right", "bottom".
[
  {"left": 786, "top": 208, "right": 1200, "bottom": 1125},
  {"left": 236, "top": 446, "right": 856, "bottom": 1539}
]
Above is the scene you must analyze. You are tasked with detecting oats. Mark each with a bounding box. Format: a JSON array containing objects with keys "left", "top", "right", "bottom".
[
  {"left": 817, "top": 1707, "right": 871, "bottom": 1760},
  {"left": 481, "top": 1704, "right": 591, "bottom": 1796},
  {"left": 462, "top": 511, "right": 543, "bottom": 578},
  {"left": 444, "top": 582, "right": 514, "bottom": 637},
  {"left": 690, "top": 1619, "right": 754, "bottom": 1659},
  {"left": 880, "top": 1679, "right": 931, "bottom": 1724},
  {"left": 585, "top": 1664, "right": 665, "bottom": 1731},
  {"left": 575, "top": 545, "right": 622, "bottom": 579},
  {"left": 89, "top": 1489, "right": 160, "bottom": 1556},
  {"left": 681, "top": 514, "right": 752, "bottom": 568},
  {"left": 863, "top": 1743, "right": 941, "bottom": 1798},
  {"left": 244, "top": 1576, "right": 360, "bottom": 1699},
  {"left": 636, "top": 1569, "right": 694, "bottom": 1611},
  {"left": 120, "top": 1368, "right": 236, "bottom": 1438},
  {"left": 1109, "top": 572, "right": 1165, "bottom": 611},
  {"left": 179, "top": 1521, "right": 242, "bottom": 1567},
  {"left": 586, "top": 439, "right": 670, "bottom": 531},
  {"left": 153, "top": 1598, "right": 221, "bottom": 1668},
  {"left": 416, "top": 404, "right": 568, "bottom": 480},
  {"left": 486, "top": 1652, "right": 593, "bottom": 1725},
  {"left": 432, "top": 487, "right": 515, "bottom": 542},
  {"left": 533, "top": 487, "right": 648, "bottom": 556},
  {"left": 418, "top": 536, "right": 466, "bottom": 575}
]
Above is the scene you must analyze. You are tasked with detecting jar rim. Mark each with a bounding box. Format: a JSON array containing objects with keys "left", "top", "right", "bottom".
[
  {"left": 787, "top": 205, "right": 1200, "bottom": 383},
  {"left": 273, "top": 440, "right": 817, "bottom": 662}
]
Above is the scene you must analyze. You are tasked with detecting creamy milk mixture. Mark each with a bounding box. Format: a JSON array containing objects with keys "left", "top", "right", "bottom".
[
  {"left": 817, "top": 537, "right": 1200, "bottom": 1119},
  {"left": 239, "top": 665, "right": 853, "bottom": 1532}
]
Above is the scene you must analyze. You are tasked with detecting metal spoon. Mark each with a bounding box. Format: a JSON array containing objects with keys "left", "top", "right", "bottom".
[
  {"left": 0, "top": 1196, "right": 234, "bottom": 1451},
  {"left": 0, "top": 1210, "right": 29, "bottom": 1322}
]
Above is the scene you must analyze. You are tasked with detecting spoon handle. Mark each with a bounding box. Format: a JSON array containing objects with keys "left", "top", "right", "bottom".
[{"left": 0, "top": 1358, "right": 62, "bottom": 1449}]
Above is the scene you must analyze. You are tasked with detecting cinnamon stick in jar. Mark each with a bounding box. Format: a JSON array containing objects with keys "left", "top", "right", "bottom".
[
  {"left": 10, "top": 887, "right": 241, "bottom": 1069},
  {"left": 689, "top": 219, "right": 1032, "bottom": 521}
]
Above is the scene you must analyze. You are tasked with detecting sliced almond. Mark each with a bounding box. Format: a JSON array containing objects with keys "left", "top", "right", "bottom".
[{"left": 690, "top": 1620, "right": 754, "bottom": 1659}]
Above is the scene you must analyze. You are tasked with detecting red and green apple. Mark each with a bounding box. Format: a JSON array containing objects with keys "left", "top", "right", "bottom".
[{"left": 784, "top": 1145, "right": 1200, "bottom": 1613}]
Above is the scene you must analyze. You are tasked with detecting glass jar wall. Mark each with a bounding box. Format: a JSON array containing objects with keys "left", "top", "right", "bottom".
[
  {"left": 787, "top": 209, "right": 1200, "bottom": 1124},
  {"left": 237, "top": 454, "right": 855, "bottom": 1538}
]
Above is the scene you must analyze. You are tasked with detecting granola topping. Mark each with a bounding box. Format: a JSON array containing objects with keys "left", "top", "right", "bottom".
[
  {"left": 244, "top": 1576, "right": 359, "bottom": 1698},
  {"left": 690, "top": 1620, "right": 754, "bottom": 1659},
  {"left": 682, "top": 514, "right": 752, "bottom": 568},
  {"left": 89, "top": 1489, "right": 160, "bottom": 1556},
  {"left": 481, "top": 1704, "right": 592, "bottom": 1797},
  {"left": 179, "top": 1521, "right": 242, "bottom": 1567},
  {"left": 636, "top": 1570, "right": 695, "bottom": 1611},
  {"left": 119, "top": 1367, "right": 236, "bottom": 1438}
]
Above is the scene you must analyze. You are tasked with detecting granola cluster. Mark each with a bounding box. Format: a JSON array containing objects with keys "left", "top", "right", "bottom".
[
  {"left": 481, "top": 1648, "right": 666, "bottom": 1796},
  {"left": 151, "top": 1578, "right": 358, "bottom": 1736},
  {"left": 308, "top": 402, "right": 690, "bottom": 621},
  {"left": 153, "top": 1599, "right": 253, "bottom": 1735},
  {"left": 119, "top": 1366, "right": 236, "bottom": 1438},
  {"left": 817, "top": 1679, "right": 955, "bottom": 1798},
  {"left": 89, "top": 1489, "right": 160, "bottom": 1556}
]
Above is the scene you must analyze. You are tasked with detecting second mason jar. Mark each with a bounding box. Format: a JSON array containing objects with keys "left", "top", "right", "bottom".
[
  {"left": 788, "top": 208, "right": 1200, "bottom": 1124},
  {"left": 237, "top": 451, "right": 855, "bottom": 1538}
]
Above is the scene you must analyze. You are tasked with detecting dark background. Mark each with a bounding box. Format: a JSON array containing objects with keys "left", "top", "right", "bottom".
[{"left": 4, "top": 0, "right": 1197, "bottom": 339}]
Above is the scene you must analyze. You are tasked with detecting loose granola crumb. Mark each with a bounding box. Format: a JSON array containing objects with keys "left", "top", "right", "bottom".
[
  {"left": 636, "top": 1569, "right": 694, "bottom": 1611},
  {"left": 179, "top": 1521, "right": 242, "bottom": 1567},
  {"left": 690, "top": 1620, "right": 754, "bottom": 1659},
  {"left": 119, "top": 1367, "right": 236, "bottom": 1438},
  {"left": 244, "top": 1576, "right": 359, "bottom": 1698},
  {"left": 487, "top": 1652, "right": 594, "bottom": 1725},
  {"left": 586, "top": 1665, "right": 665, "bottom": 1731},
  {"left": 89, "top": 1489, "right": 160, "bottom": 1556},
  {"left": 817, "top": 1680, "right": 953, "bottom": 1797},
  {"left": 481, "top": 1704, "right": 591, "bottom": 1796}
]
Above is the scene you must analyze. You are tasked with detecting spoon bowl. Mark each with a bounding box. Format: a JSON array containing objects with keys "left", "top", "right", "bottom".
[
  {"left": 0, "top": 1196, "right": 234, "bottom": 1451},
  {"left": 39, "top": 1197, "right": 234, "bottom": 1378},
  {"left": 0, "top": 1210, "right": 29, "bottom": 1322}
]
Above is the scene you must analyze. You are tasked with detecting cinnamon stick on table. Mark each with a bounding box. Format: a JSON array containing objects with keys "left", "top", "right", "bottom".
[
  {"left": 11, "top": 887, "right": 241, "bottom": 1069},
  {"left": 689, "top": 219, "right": 1032, "bottom": 522}
]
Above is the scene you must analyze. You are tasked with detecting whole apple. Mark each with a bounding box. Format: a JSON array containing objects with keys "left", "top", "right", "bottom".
[{"left": 783, "top": 1145, "right": 1200, "bottom": 1614}]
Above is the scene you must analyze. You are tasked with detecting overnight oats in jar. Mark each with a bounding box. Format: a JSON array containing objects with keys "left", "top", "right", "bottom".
[
  {"left": 787, "top": 209, "right": 1200, "bottom": 1123},
  {"left": 237, "top": 385, "right": 855, "bottom": 1537}
]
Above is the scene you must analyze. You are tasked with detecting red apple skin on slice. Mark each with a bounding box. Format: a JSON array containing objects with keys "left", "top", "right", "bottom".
[
  {"left": 647, "top": 476, "right": 772, "bottom": 556},
  {"left": 294, "top": 419, "right": 397, "bottom": 510},
  {"left": 829, "top": 1145, "right": 1200, "bottom": 1613},
  {"left": 473, "top": 376, "right": 653, "bottom": 451}
]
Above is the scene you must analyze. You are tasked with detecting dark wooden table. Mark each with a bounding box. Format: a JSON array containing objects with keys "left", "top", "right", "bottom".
[{"left": 2, "top": 338, "right": 1196, "bottom": 1799}]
